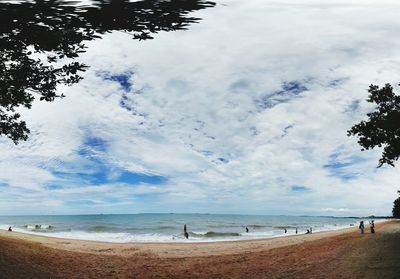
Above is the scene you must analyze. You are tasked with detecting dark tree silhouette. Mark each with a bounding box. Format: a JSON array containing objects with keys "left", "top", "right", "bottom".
[
  {"left": 0, "top": 0, "right": 215, "bottom": 143},
  {"left": 348, "top": 83, "right": 400, "bottom": 167},
  {"left": 393, "top": 191, "right": 400, "bottom": 218}
]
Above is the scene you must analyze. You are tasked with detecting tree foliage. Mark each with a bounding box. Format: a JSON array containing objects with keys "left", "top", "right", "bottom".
[
  {"left": 0, "top": 0, "right": 215, "bottom": 143},
  {"left": 393, "top": 191, "right": 400, "bottom": 218},
  {"left": 348, "top": 83, "right": 400, "bottom": 167}
]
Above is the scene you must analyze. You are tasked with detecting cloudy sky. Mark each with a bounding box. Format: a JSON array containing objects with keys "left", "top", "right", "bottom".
[{"left": 1, "top": 0, "right": 400, "bottom": 216}]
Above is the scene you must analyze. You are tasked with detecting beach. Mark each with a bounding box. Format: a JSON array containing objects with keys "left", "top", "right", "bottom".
[{"left": 0, "top": 220, "right": 399, "bottom": 278}]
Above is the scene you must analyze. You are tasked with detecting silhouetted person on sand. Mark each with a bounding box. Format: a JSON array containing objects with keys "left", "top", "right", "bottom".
[
  {"left": 310, "top": 227, "right": 312, "bottom": 234},
  {"left": 370, "top": 220, "right": 375, "bottom": 234},
  {"left": 246, "top": 227, "right": 249, "bottom": 233},
  {"left": 8, "top": 226, "right": 12, "bottom": 232},
  {"left": 306, "top": 229, "right": 310, "bottom": 234},
  {"left": 284, "top": 228, "right": 287, "bottom": 234},
  {"left": 359, "top": 221, "right": 365, "bottom": 234},
  {"left": 296, "top": 228, "right": 298, "bottom": 234},
  {"left": 184, "top": 224, "right": 189, "bottom": 239}
]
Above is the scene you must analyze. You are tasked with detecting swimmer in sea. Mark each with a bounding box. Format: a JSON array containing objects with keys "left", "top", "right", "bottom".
[{"left": 184, "top": 224, "right": 189, "bottom": 239}]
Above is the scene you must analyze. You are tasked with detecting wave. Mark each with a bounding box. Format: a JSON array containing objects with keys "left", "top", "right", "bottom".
[
  {"left": 25, "top": 224, "right": 53, "bottom": 231},
  {"left": 89, "top": 225, "right": 178, "bottom": 232},
  {"left": 89, "top": 225, "right": 112, "bottom": 232},
  {"left": 204, "top": 231, "right": 241, "bottom": 237},
  {"left": 274, "top": 225, "right": 300, "bottom": 229},
  {"left": 154, "top": 226, "right": 177, "bottom": 230},
  {"left": 248, "top": 225, "right": 269, "bottom": 228},
  {"left": 191, "top": 231, "right": 241, "bottom": 238}
]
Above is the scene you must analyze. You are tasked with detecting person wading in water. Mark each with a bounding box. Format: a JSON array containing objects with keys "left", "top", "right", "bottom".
[{"left": 184, "top": 224, "right": 189, "bottom": 239}]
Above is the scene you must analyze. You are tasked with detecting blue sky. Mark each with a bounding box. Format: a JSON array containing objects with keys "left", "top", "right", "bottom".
[{"left": 1, "top": 0, "right": 400, "bottom": 216}]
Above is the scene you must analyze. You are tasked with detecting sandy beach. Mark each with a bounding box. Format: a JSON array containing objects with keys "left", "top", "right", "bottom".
[{"left": 0, "top": 220, "right": 398, "bottom": 278}]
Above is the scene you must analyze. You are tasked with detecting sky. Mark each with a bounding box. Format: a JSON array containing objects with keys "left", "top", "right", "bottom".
[{"left": 1, "top": 0, "right": 400, "bottom": 216}]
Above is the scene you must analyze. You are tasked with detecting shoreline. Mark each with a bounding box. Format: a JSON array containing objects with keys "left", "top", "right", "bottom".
[
  {"left": 0, "top": 218, "right": 386, "bottom": 245},
  {"left": 0, "top": 220, "right": 389, "bottom": 256},
  {"left": 0, "top": 220, "right": 399, "bottom": 278},
  {"left": 0, "top": 222, "right": 359, "bottom": 246}
]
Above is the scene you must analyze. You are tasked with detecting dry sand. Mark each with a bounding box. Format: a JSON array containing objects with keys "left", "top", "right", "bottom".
[{"left": 0, "top": 220, "right": 399, "bottom": 278}]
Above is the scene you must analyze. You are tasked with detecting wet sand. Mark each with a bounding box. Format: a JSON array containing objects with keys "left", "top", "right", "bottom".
[{"left": 0, "top": 220, "right": 399, "bottom": 278}]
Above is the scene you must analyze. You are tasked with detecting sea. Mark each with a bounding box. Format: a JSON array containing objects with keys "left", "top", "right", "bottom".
[{"left": 0, "top": 214, "right": 376, "bottom": 243}]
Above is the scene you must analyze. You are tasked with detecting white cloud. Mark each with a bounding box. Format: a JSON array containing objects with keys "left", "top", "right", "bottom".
[{"left": 321, "top": 208, "right": 350, "bottom": 213}]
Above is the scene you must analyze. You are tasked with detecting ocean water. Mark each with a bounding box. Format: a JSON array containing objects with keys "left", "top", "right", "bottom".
[{"left": 0, "top": 214, "right": 374, "bottom": 243}]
